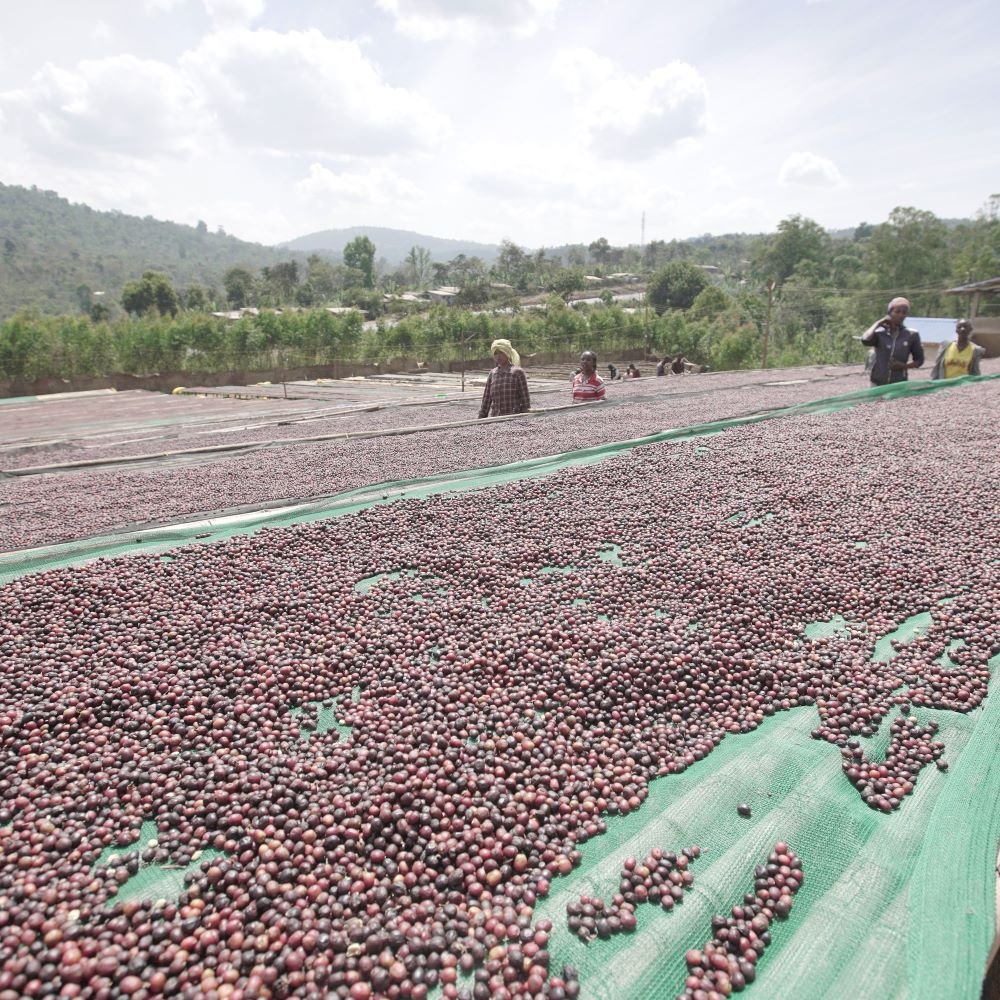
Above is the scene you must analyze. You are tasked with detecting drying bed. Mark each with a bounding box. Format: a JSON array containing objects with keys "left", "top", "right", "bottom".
[
  {"left": 5, "top": 365, "right": 994, "bottom": 553},
  {"left": 1, "top": 376, "right": 998, "bottom": 999}
]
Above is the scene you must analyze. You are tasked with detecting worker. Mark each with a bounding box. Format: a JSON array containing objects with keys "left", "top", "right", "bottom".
[
  {"left": 572, "top": 351, "right": 606, "bottom": 403},
  {"left": 860, "top": 296, "right": 924, "bottom": 386},
  {"left": 478, "top": 339, "right": 530, "bottom": 417},
  {"left": 930, "top": 319, "right": 985, "bottom": 379}
]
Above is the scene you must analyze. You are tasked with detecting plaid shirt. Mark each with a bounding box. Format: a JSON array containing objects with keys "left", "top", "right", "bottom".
[{"left": 479, "top": 364, "right": 530, "bottom": 417}]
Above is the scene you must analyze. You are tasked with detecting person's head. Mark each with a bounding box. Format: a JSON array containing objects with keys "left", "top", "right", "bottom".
[
  {"left": 580, "top": 351, "right": 597, "bottom": 376},
  {"left": 956, "top": 319, "right": 973, "bottom": 347},
  {"left": 886, "top": 297, "right": 910, "bottom": 325},
  {"left": 491, "top": 338, "right": 519, "bottom": 368}
]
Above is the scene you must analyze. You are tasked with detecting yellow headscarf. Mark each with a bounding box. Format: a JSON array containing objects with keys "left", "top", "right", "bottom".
[{"left": 490, "top": 339, "right": 520, "bottom": 366}]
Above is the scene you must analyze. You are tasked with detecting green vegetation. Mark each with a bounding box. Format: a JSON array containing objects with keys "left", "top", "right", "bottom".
[
  {"left": 2, "top": 184, "right": 999, "bottom": 384},
  {"left": 121, "top": 272, "right": 180, "bottom": 318},
  {"left": 0, "top": 182, "right": 309, "bottom": 319},
  {"left": 0, "top": 309, "right": 365, "bottom": 382}
]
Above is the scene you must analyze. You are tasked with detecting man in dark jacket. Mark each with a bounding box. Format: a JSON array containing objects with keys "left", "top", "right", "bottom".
[{"left": 861, "top": 297, "right": 924, "bottom": 386}]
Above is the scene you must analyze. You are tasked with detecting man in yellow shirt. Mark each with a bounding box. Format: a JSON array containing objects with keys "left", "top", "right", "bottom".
[{"left": 930, "top": 319, "right": 986, "bottom": 379}]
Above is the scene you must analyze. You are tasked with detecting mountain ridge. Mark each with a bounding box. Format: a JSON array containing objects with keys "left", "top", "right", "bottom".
[
  {"left": 0, "top": 182, "right": 309, "bottom": 319},
  {"left": 281, "top": 225, "right": 501, "bottom": 266}
]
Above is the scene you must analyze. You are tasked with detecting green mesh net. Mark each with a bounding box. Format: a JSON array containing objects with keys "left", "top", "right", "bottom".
[{"left": 3, "top": 375, "right": 998, "bottom": 999}]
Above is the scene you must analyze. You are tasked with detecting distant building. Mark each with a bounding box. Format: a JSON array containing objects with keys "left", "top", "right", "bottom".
[
  {"left": 943, "top": 276, "right": 1000, "bottom": 357},
  {"left": 211, "top": 307, "right": 260, "bottom": 321},
  {"left": 426, "top": 286, "right": 461, "bottom": 305}
]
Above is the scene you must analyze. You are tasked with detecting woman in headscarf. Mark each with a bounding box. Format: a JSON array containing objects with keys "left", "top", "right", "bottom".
[
  {"left": 478, "top": 339, "right": 531, "bottom": 418},
  {"left": 860, "top": 296, "right": 924, "bottom": 386}
]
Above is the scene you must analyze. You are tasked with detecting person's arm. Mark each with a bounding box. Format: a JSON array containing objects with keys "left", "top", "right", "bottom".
[
  {"left": 909, "top": 333, "right": 924, "bottom": 369},
  {"left": 594, "top": 377, "right": 606, "bottom": 401},
  {"left": 929, "top": 344, "right": 945, "bottom": 380},
  {"left": 860, "top": 320, "right": 884, "bottom": 346},
  {"left": 478, "top": 372, "right": 493, "bottom": 418},
  {"left": 515, "top": 369, "right": 530, "bottom": 412},
  {"left": 971, "top": 347, "right": 985, "bottom": 376}
]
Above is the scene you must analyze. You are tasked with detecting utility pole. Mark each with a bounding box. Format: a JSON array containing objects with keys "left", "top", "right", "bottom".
[
  {"left": 763, "top": 278, "right": 776, "bottom": 369},
  {"left": 460, "top": 330, "right": 477, "bottom": 392},
  {"left": 641, "top": 210, "right": 649, "bottom": 351}
]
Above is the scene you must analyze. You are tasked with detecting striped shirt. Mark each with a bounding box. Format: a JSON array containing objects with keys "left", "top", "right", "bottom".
[{"left": 572, "top": 371, "right": 606, "bottom": 403}]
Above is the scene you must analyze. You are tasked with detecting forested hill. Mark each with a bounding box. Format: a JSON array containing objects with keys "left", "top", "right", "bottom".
[
  {"left": 283, "top": 226, "right": 500, "bottom": 266},
  {"left": 0, "top": 183, "right": 305, "bottom": 319}
]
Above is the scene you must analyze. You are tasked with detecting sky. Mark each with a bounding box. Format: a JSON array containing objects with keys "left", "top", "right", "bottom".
[{"left": 0, "top": 0, "right": 996, "bottom": 251}]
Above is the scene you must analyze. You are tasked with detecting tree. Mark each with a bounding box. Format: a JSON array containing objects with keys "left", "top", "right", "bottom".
[
  {"left": 588, "top": 237, "right": 611, "bottom": 266},
  {"left": 689, "top": 285, "right": 730, "bottom": 322},
  {"left": 642, "top": 239, "right": 668, "bottom": 271},
  {"left": 340, "top": 286, "right": 382, "bottom": 317},
  {"left": 223, "top": 266, "right": 257, "bottom": 309},
  {"left": 751, "top": 215, "right": 831, "bottom": 284},
  {"left": 550, "top": 267, "right": 586, "bottom": 301},
  {"left": 948, "top": 194, "right": 1000, "bottom": 284},
  {"left": 121, "top": 271, "right": 179, "bottom": 317},
  {"left": 183, "top": 284, "right": 210, "bottom": 311},
  {"left": 262, "top": 260, "right": 299, "bottom": 303},
  {"left": 343, "top": 236, "right": 376, "bottom": 289},
  {"left": 406, "top": 246, "right": 433, "bottom": 289},
  {"left": 449, "top": 254, "right": 486, "bottom": 287},
  {"left": 647, "top": 261, "right": 710, "bottom": 314},
  {"left": 454, "top": 281, "right": 490, "bottom": 308},
  {"left": 494, "top": 240, "right": 529, "bottom": 287},
  {"left": 864, "top": 207, "right": 949, "bottom": 297}
]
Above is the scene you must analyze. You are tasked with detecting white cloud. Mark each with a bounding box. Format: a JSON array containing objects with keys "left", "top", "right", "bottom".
[
  {"left": 376, "top": 0, "right": 560, "bottom": 40},
  {"left": 552, "top": 48, "right": 709, "bottom": 159},
  {"left": 90, "top": 20, "right": 113, "bottom": 42},
  {"left": 461, "top": 138, "right": 598, "bottom": 206},
  {"left": 0, "top": 56, "right": 205, "bottom": 162},
  {"left": 778, "top": 151, "right": 844, "bottom": 188},
  {"left": 297, "top": 163, "right": 423, "bottom": 204},
  {"left": 203, "top": 0, "right": 264, "bottom": 28},
  {"left": 702, "top": 196, "right": 772, "bottom": 232},
  {"left": 144, "top": 0, "right": 186, "bottom": 10},
  {"left": 709, "top": 167, "right": 736, "bottom": 191},
  {"left": 181, "top": 28, "right": 450, "bottom": 156}
]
